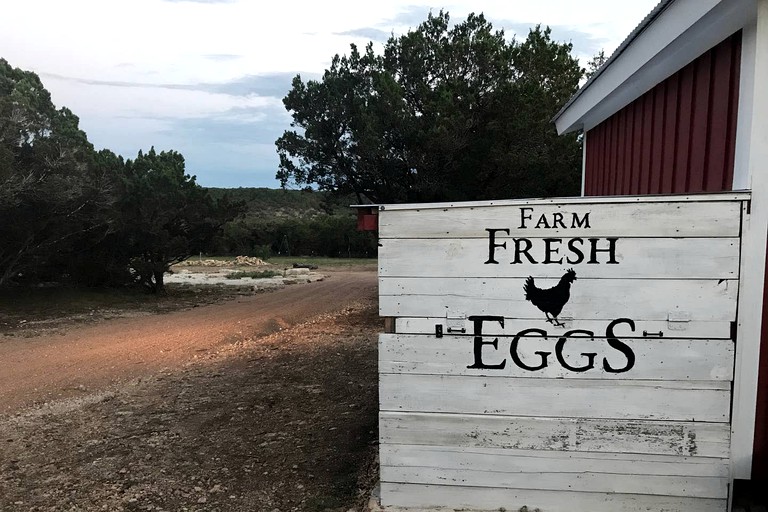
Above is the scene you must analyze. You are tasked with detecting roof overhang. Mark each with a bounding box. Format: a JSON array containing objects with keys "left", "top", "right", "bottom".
[{"left": 554, "top": 0, "right": 757, "bottom": 135}]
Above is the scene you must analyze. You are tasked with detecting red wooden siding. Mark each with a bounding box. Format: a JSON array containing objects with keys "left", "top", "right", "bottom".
[
  {"left": 755, "top": 236, "right": 768, "bottom": 480},
  {"left": 584, "top": 32, "right": 742, "bottom": 196},
  {"left": 355, "top": 207, "right": 378, "bottom": 231}
]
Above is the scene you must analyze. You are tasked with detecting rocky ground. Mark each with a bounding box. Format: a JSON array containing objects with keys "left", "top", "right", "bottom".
[
  {"left": 166, "top": 266, "right": 325, "bottom": 290},
  {"left": 0, "top": 270, "right": 380, "bottom": 512}
]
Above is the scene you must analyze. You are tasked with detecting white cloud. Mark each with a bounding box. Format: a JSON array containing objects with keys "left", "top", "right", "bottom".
[
  {"left": 42, "top": 77, "right": 280, "bottom": 120},
  {"left": 0, "top": 0, "right": 659, "bottom": 186},
  {"left": 2, "top": 0, "right": 658, "bottom": 81}
]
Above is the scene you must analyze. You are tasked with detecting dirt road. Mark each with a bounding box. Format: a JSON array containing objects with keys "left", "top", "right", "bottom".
[
  {"left": 0, "top": 273, "right": 381, "bottom": 511},
  {"left": 0, "top": 270, "right": 377, "bottom": 413}
]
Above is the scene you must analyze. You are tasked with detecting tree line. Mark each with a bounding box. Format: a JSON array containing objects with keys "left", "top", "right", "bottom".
[
  {"left": 0, "top": 58, "right": 375, "bottom": 294},
  {"left": 205, "top": 188, "right": 377, "bottom": 259},
  {"left": 276, "top": 12, "right": 589, "bottom": 204},
  {"left": 0, "top": 59, "right": 241, "bottom": 293},
  {"left": 2, "top": 11, "right": 597, "bottom": 293}
]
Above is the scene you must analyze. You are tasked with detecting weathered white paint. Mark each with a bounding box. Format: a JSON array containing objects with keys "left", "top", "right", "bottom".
[
  {"left": 381, "top": 445, "right": 730, "bottom": 502},
  {"left": 380, "top": 278, "right": 738, "bottom": 320},
  {"left": 374, "top": 192, "right": 750, "bottom": 211},
  {"left": 730, "top": 0, "right": 768, "bottom": 482},
  {"left": 380, "top": 445, "right": 730, "bottom": 477},
  {"left": 379, "top": 238, "right": 740, "bottom": 279},
  {"left": 395, "top": 317, "right": 733, "bottom": 339},
  {"left": 380, "top": 483, "right": 726, "bottom": 512},
  {"left": 381, "top": 374, "right": 730, "bottom": 422},
  {"left": 380, "top": 412, "right": 731, "bottom": 458},
  {"left": 378, "top": 200, "right": 742, "bottom": 239},
  {"left": 377, "top": 194, "right": 745, "bottom": 510},
  {"left": 380, "top": 334, "right": 735, "bottom": 380},
  {"left": 382, "top": 467, "right": 726, "bottom": 499}
]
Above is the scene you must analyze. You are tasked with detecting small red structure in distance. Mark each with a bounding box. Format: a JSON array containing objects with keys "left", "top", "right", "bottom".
[{"left": 353, "top": 205, "right": 378, "bottom": 231}]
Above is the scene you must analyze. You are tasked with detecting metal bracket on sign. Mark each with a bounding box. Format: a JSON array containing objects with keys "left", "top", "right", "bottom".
[
  {"left": 667, "top": 311, "right": 691, "bottom": 332},
  {"left": 446, "top": 309, "right": 466, "bottom": 336}
]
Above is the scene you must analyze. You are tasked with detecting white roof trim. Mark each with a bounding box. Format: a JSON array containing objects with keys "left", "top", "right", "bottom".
[
  {"left": 554, "top": 0, "right": 756, "bottom": 135},
  {"left": 554, "top": 0, "right": 675, "bottom": 122}
]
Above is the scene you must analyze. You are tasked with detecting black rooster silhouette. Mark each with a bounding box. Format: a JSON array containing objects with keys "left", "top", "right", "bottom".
[{"left": 523, "top": 269, "right": 577, "bottom": 327}]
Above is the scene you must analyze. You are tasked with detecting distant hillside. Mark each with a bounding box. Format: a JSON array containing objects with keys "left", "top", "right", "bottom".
[
  {"left": 203, "top": 188, "right": 377, "bottom": 258},
  {"left": 205, "top": 187, "right": 355, "bottom": 219}
]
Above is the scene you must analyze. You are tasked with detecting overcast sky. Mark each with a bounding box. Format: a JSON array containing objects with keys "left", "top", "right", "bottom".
[{"left": 1, "top": 0, "right": 659, "bottom": 188}]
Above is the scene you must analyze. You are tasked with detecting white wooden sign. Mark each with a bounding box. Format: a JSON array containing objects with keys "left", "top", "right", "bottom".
[{"left": 377, "top": 194, "right": 747, "bottom": 512}]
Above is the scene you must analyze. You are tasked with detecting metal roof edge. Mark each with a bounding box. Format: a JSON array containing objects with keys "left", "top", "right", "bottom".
[{"left": 552, "top": 0, "right": 677, "bottom": 126}]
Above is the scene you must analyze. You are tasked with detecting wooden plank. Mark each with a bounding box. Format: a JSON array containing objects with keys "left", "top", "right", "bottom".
[
  {"left": 606, "top": 116, "right": 616, "bottom": 195},
  {"left": 706, "top": 38, "right": 734, "bottom": 191},
  {"left": 640, "top": 92, "right": 655, "bottom": 194},
  {"left": 381, "top": 467, "right": 725, "bottom": 499},
  {"left": 631, "top": 100, "right": 643, "bottom": 194},
  {"left": 395, "top": 317, "right": 732, "bottom": 339},
  {"left": 661, "top": 73, "right": 679, "bottom": 194},
  {"left": 378, "top": 201, "right": 741, "bottom": 239},
  {"left": 380, "top": 374, "right": 731, "bottom": 422},
  {"left": 650, "top": 84, "right": 666, "bottom": 194},
  {"left": 688, "top": 50, "right": 712, "bottom": 193},
  {"left": 601, "top": 109, "right": 612, "bottom": 193},
  {"left": 618, "top": 103, "right": 635, "bottom": 195},
  {"left": 379, "top": 278, "right": 738, "bottom": 321},
  {"left": 380, "top": 482, "right": 726, "bottom": 512},
  {"left": 674, "top": 63, "right": 694, "bottom": 193},
  {"left": 588, "top": 123, "right": 600, "bottom": 193},
  {"left": 379, "top": 334, "right": 735, "bottom": 381},
  {"left": 381, "top": 442, "right": 729, "bottom": 500},
  {"left": 380, "top": 412, "right": 731, "bottom": 458},
  {"left": 380, "top": 445, "right": 729, "bottom": 477},
  {"left": 378, "top": 237, "right": 740, "bottom": 279},
  {"left": 372, "top": 192, "right": 750, "bottom": 210}
]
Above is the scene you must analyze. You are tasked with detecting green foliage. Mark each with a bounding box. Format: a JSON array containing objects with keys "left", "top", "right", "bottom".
[
  {"left": 0, "top": 57, "right": 369, "bottom": 293},
  {"left": 209, "top": 213, "right": 376, "bottom": 259},
  {"left": 205, "top": 188, "right": 377, "bottom": 259},
  {"left": 0, "top": 58, "right": 114, "bottom": 287},
  {"left": 267, "top": 256, "right": 375, "bottom": 267},
  {"left": 585, "top": 49, "right": 607, "bottom": 80},
  {"left": 225, "top": 270, "right": 281, "bottom": 279},
  {"left": 0, "top": 59, "right": 241, "bottom": 292},
  {"left": 206, "top": 187, "right": 336, "bottom": 217},
  {"left": 117, "top": 148, "right": 244, "bottom": 293},
  {"left": 276, "top": 13, "right": 584, "bottom": 203}
]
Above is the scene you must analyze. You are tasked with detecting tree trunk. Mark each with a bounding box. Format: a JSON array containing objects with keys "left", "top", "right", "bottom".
[{"left": 153, "top": 269, "right": 166, "bottom": 295}]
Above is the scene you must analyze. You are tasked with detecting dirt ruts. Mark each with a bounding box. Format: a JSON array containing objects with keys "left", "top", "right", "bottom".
[{"left": 0, "top": 270, "right": 377, "bottom": 413}]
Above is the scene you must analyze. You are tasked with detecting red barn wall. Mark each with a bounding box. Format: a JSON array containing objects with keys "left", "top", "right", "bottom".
[
  {"left": 582, "top": 30, "right": 768, "bottom": 481},
  {"left": 755, "top": 236, "right": 768, "bottom": 480},
  {"left": 583, "top": 32, "right": 742, "bottom": 196}
]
